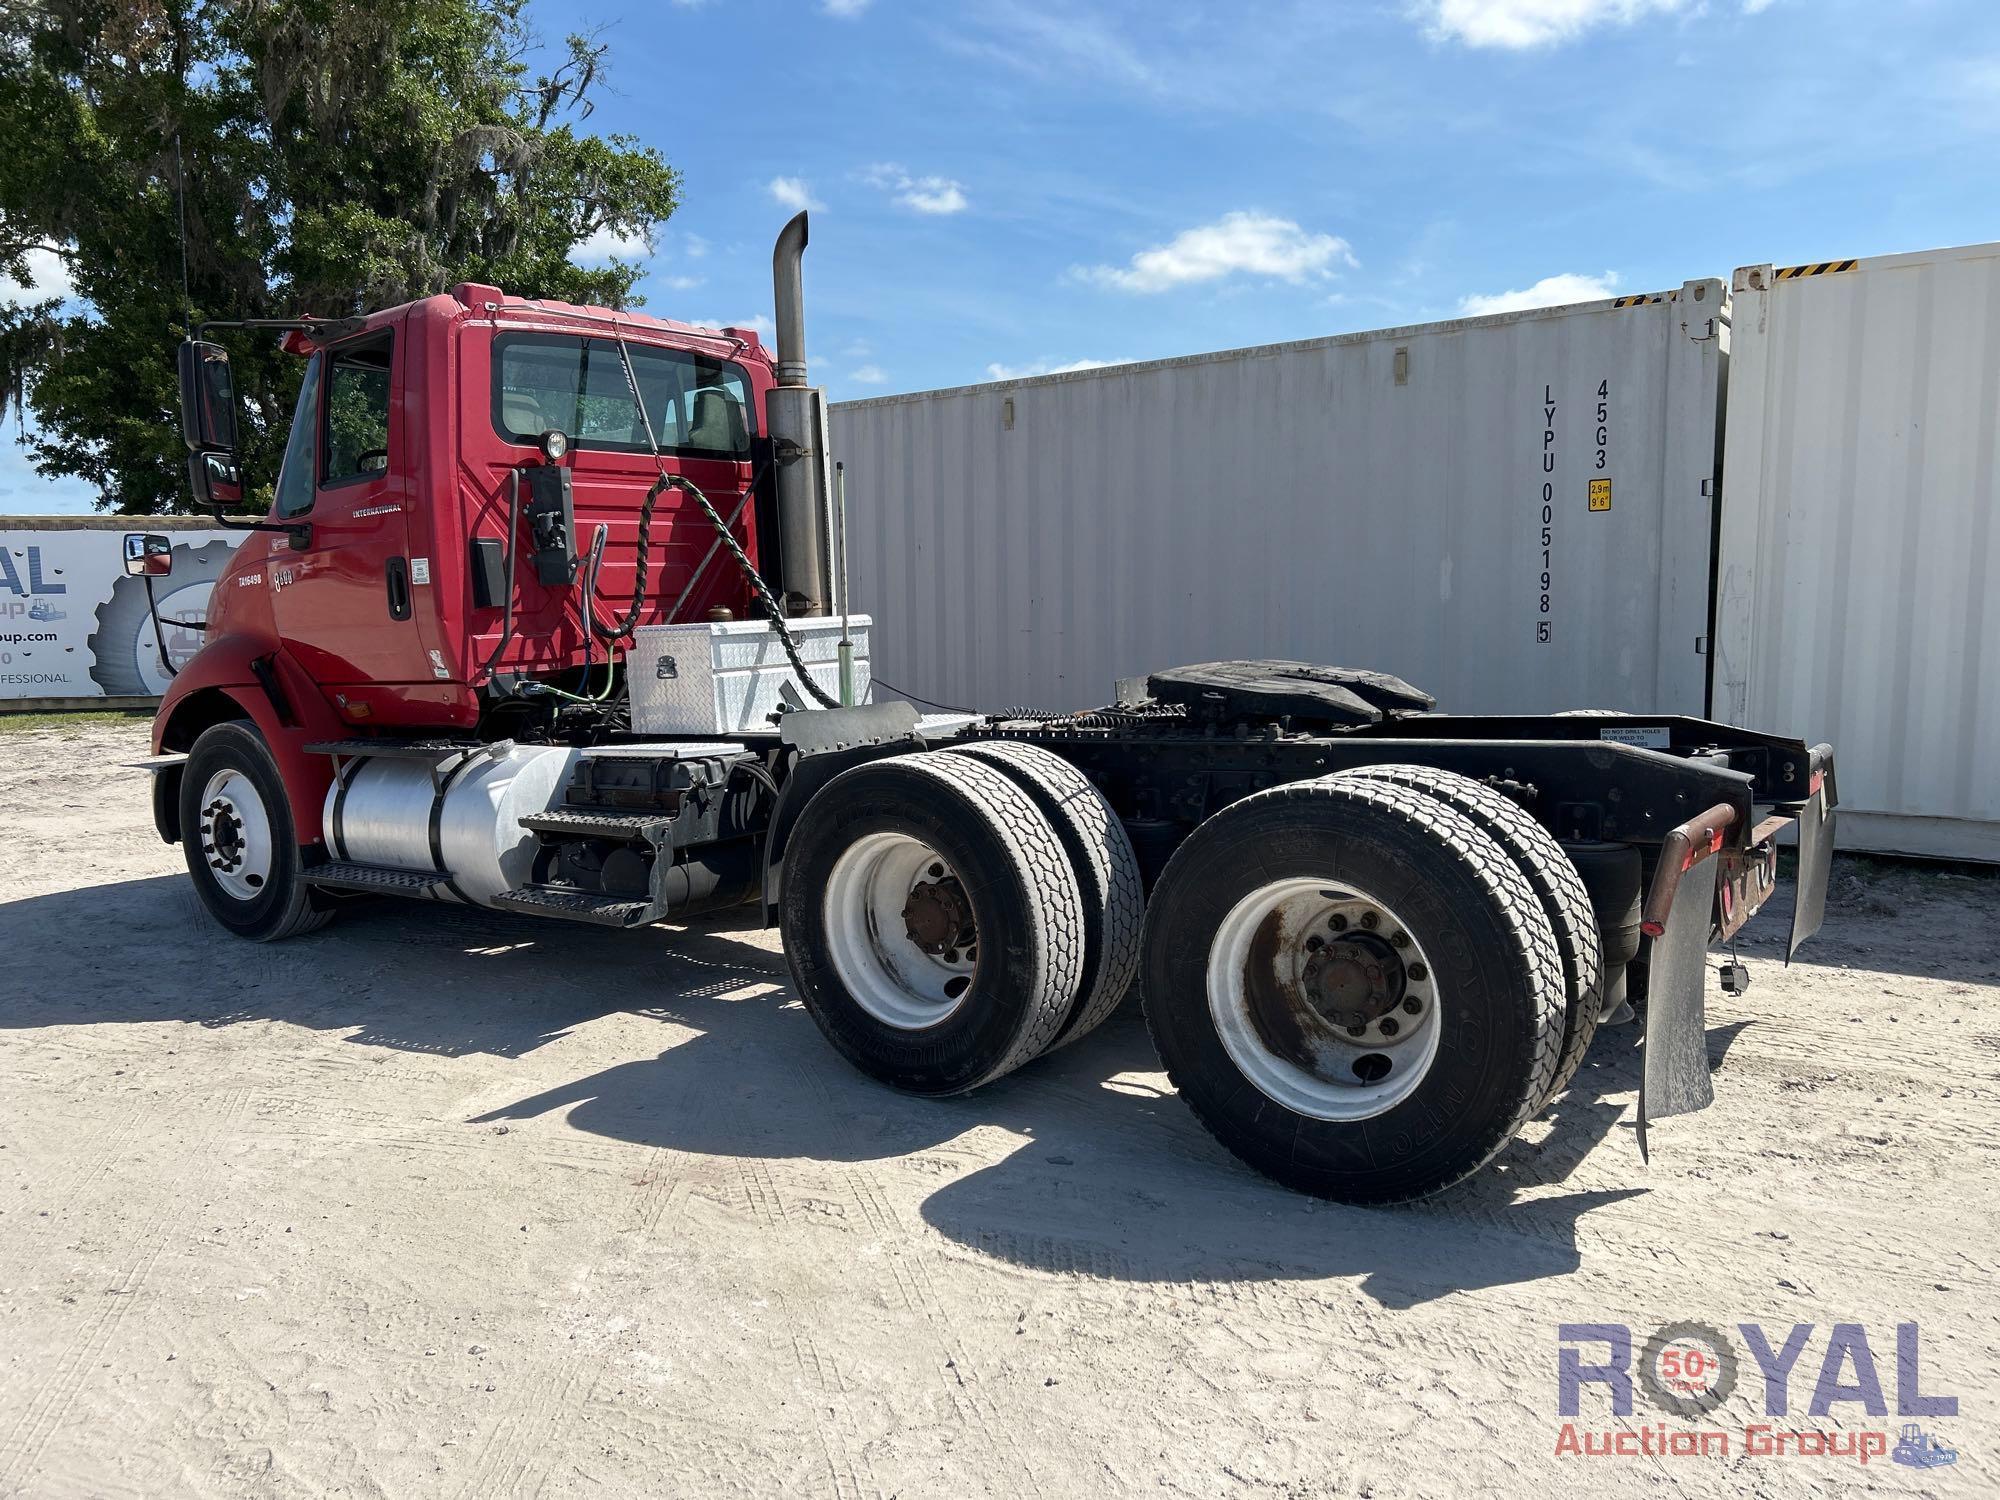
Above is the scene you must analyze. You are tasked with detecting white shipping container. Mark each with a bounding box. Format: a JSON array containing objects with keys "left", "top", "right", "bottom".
[
  {"left": 831, "top": 284, "right": 1727, "bottom": 718},
  {"left": 1715, "top": 243, "right": 2000, "bottom": 862}
]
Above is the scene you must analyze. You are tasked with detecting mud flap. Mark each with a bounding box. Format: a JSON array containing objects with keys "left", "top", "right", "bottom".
[
  {"left": 1638, "top": 855, "right": 1718, "bottom": 1162},
  {"left": 1787, "top": 783, "right": 1835, "bottom": 964}
]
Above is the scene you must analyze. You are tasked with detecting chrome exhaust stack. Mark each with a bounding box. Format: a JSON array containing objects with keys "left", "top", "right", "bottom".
[{"left": 769, "top": 210, "right": 830, "bottom": 616}]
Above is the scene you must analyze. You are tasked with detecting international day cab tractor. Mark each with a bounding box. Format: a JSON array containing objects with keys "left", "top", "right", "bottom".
[{"left": 134, "top": 214, "right": 1837, "bottom": 1203}]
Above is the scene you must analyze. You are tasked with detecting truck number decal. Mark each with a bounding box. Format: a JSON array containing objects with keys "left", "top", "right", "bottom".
[{"left": 1590, "top": 377, "right": 1612, "bottom": 511}]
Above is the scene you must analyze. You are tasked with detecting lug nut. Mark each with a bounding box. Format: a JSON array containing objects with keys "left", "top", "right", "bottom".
[
  {"left": 1360, "top": 910, "right": 1379, "bottom": 929},
  {"left": 1403, "top": 996, "right": 1422, "bottom": 1015},
  {"left": 1328, "top": 914, "right": 1348, "bottom": 932},
  {"left": 1305, "top": 934, "right": 1323, "bottom": 951},
  {"left": 1407, "top": 961, "right": 1428, "bottom": 981},
  {"left": 1346, "top": 1024, "right": 1367, "bottom": 1038},
  {"left": 928, "top": 863, "right": 944, "bottom": 878},
  {"left": 1379, "top": 1017, "right": 1400, "bottom": 1038},
  {"left": 1391, "top": 931, "right": 1410, "bottom": 949}
]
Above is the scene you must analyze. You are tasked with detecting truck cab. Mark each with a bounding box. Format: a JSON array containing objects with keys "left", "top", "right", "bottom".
[{"left": 172, "top": 287, "right": 780, "bottom": 738}]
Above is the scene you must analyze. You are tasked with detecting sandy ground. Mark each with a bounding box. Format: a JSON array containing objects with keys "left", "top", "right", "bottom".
[{"left": 0, "top": 718, "right": 1995, "bottom": 1499}]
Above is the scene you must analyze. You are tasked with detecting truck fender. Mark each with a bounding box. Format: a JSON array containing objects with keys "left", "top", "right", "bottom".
[{"left": 154, "top": 634, "right": 346, "bottom": 847}]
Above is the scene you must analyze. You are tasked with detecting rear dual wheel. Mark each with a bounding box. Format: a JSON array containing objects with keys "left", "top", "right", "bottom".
[
  {"left": 781, "top": 751, "right": 1086, "bottom": 1095},
  {"left": 1141, "top": 776, "right": 1565, "bottom": 1203}
]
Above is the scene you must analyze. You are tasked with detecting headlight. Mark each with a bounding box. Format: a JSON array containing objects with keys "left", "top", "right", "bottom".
[{"left": 540, "top": 428, "right": 569, "bottom": 463}]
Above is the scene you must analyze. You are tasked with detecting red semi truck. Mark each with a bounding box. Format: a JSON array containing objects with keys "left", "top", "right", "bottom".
[{"left": 134, "top": 213, "right": 1837, "bottom": 1203}]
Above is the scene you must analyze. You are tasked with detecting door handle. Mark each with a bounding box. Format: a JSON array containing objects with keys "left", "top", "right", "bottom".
[{"left": 385, "top": 556, "right": 412, "bottom": 620}]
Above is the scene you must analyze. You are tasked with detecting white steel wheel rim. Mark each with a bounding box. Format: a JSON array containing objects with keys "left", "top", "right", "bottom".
[
  {"left": 1207, "top": 876, "right": 1440, "bottom": 1122},
  {"left": 822, "top": 832, "right": 979, "bottom": 1030},
  {"left": 197, "top": 767, "right": 276, "bottom": 903}
]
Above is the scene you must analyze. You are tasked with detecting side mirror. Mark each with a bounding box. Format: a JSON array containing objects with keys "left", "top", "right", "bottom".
[
  {"left": 177, "top": 339, "right": 239, "bottom": 453},
  {"left": 123, "top": 533, "right": 173, "bottom": 578},
  {"left": 186, "top": 449, "right": 244, "bottom": 510},
  {"left": 178, "top": 340, "right": 245, "bottom": 510}
]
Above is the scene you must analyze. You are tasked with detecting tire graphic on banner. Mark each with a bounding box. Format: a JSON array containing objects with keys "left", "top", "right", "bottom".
[{"left": 87, "top": 540, "right": 232, "bottom": 695}]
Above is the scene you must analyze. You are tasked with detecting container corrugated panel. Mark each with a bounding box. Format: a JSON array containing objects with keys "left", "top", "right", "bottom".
[
  {"left": 830, "top": 283, "right": 1726, "bottom": 719},
  {"left": 1715, "top": 244, "right": 2000, "bottom": 862}
]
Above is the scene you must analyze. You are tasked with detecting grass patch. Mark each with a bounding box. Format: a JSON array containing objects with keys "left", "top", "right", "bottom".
[{"left": 0, "top": 709, "right": 154, "bottom": 735}]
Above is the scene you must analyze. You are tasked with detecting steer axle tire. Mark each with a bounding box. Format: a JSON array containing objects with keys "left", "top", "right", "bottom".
[
  {"left": 180, "top": 721, "right": 334, "bottom": 943},
  {"left": 1140, "top": 776, "right": 1564, "bottom": 1203},
  {"left": 781, "top": 751, "right": 1086, "bottom": 1095},
  {"left": 950, "top": 741, "right": 1144, "bottom": 1049},
  {"left": 1340, "top": 765, "right": 1604, "bottom": 1110}
]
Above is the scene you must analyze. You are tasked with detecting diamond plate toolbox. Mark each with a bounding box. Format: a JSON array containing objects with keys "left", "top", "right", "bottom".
[{"left": 629, "top": 616, "right": 872, "bottom": 734}]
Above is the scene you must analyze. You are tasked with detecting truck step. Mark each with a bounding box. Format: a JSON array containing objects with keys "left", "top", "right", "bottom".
[
  {"left": 518, "top": 809, "right": 675, "bottom": 842},
  {"left": 305, "top": 738, "right": 491, "bottom": 762},
  {"left": 490, "top": 885, "right": 663, "bottom": 928},
  {"left": 306, "top": 861, "right": 453, "bottom": 897}
]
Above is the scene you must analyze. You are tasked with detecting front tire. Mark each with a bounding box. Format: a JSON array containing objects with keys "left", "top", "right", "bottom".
[
  {"left": 179, "top": 721, "right": 332, "bottom": 942},
  {"left": 1141, "top": 776, "right": 1564, "bottom": 1203}
]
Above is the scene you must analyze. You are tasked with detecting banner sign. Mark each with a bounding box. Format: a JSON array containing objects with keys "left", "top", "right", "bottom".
[{"left": 0, "top": 527, "right": 244, "bottom": 700}]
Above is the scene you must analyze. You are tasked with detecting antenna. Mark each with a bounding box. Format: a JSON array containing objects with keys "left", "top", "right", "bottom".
[{"left": 173, "top": 134, "right": 194, "bottom": 339}]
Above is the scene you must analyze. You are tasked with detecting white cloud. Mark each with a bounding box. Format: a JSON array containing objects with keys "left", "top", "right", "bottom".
[
  {"left": 1075, "top": 212, "right": 1355, "bottom": 294},
  {"left": 1415, "top": 0, "right": 1688, "bottom": 49},
  {"left": 985, "top": 356, "right": 1129, "bottom": 381},
  {"left": 1458, "top": 271, "right": 1619, "bottom": 315},
  {"left": 658, "top": 274, "right": 704, "bottom": 291},
  {"left": 768, "top": 177, "right": 825, "bottom": 213},
  {"left": 861, "top": 163, "right": 969, "bottom": 215},
  {"left": 682, "top": 233, "right": 710, "bottom": 260},
  {"left": 570, "top": 223, "right": 651, "bottom": 267},
  {"left": 823, "top": 0, "right": 872, "bottom": 15},
  {"left": 0, "top": 247, "right": 76, "bottom": 307},
  {"left": 849, "top": 364, "right": 889, "bottom": 385}
]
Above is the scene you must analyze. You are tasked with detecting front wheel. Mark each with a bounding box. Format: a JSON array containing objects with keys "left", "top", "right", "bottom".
[
  {"left": 179, "top": 721, "right": 333, "bottom": 942},
  {"left": 1141, "top": 776, "right": 1564, "bottom": 1203}
]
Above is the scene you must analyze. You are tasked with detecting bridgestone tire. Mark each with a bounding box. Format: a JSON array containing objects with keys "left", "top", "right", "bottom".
[
  {"left": 179, "top": 721, "right": 334, "bottom": 942},
  {"left": 781, "top": 752, "right": 1086, "bottom": 1095},
  {"left": 1141, "top": 777, "right": 1564, "bottom": 1203},
  {"left": 950, "top": 741, "right": 1143, "bottom": 1049},
  {"left": 1340, "top": 765, "right": 1604, "bottom": 1109}
]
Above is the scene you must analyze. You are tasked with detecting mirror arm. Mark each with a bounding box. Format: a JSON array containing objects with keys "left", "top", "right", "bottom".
[{"left": 202, "top": 505, "right": 311, "bottom": 549}]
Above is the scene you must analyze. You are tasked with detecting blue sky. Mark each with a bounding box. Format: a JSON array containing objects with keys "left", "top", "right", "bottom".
[{"left": 6, "top": 0, "right": 1999, "bottom": 513}]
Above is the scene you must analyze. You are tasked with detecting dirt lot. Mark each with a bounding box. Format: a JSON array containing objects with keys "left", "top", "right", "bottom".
[{"left": 1, "top": 718, "right": 1995, "bottom": 1499}]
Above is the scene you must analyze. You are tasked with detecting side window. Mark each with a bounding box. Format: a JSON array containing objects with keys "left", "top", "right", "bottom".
[
  {"left": 272, "top": 355, "right": 323, "bottom": 519},
  {"left": 322, "top": 337, "right": 393, "bottom": 485}
]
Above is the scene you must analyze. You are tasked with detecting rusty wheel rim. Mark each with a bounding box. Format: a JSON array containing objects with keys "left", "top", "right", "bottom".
[
  {"left": 823, "top": 832, "right": 979, "bottom": 1029},
  {"left": 1205, "top": 877, "right": 1438, "bottom": 1121}
]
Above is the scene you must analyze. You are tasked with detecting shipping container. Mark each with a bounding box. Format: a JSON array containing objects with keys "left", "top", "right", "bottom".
[
  {"left": 1715, "top": 243, "right": 2000, "bottom": 862},
  {"left": 0, "top": 516, "right": 243, "bottom": 707},
  {"left": 830, "top": 282, "right": 1727, "bottom": 719}
]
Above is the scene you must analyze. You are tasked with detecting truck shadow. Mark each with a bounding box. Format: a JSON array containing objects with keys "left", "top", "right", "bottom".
[{"left": 3, "top": 874, "right": 1747, "bottom": 1304}]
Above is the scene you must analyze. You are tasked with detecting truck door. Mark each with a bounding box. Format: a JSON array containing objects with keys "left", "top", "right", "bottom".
[{"left": 270, "top": 326, "right": 436, "bottom": 702}]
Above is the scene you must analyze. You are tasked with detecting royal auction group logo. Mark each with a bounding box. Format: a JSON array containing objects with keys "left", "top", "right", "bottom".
[{"left": 1557, "top": 1321, "right": 1959, "bottom": 1468}]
